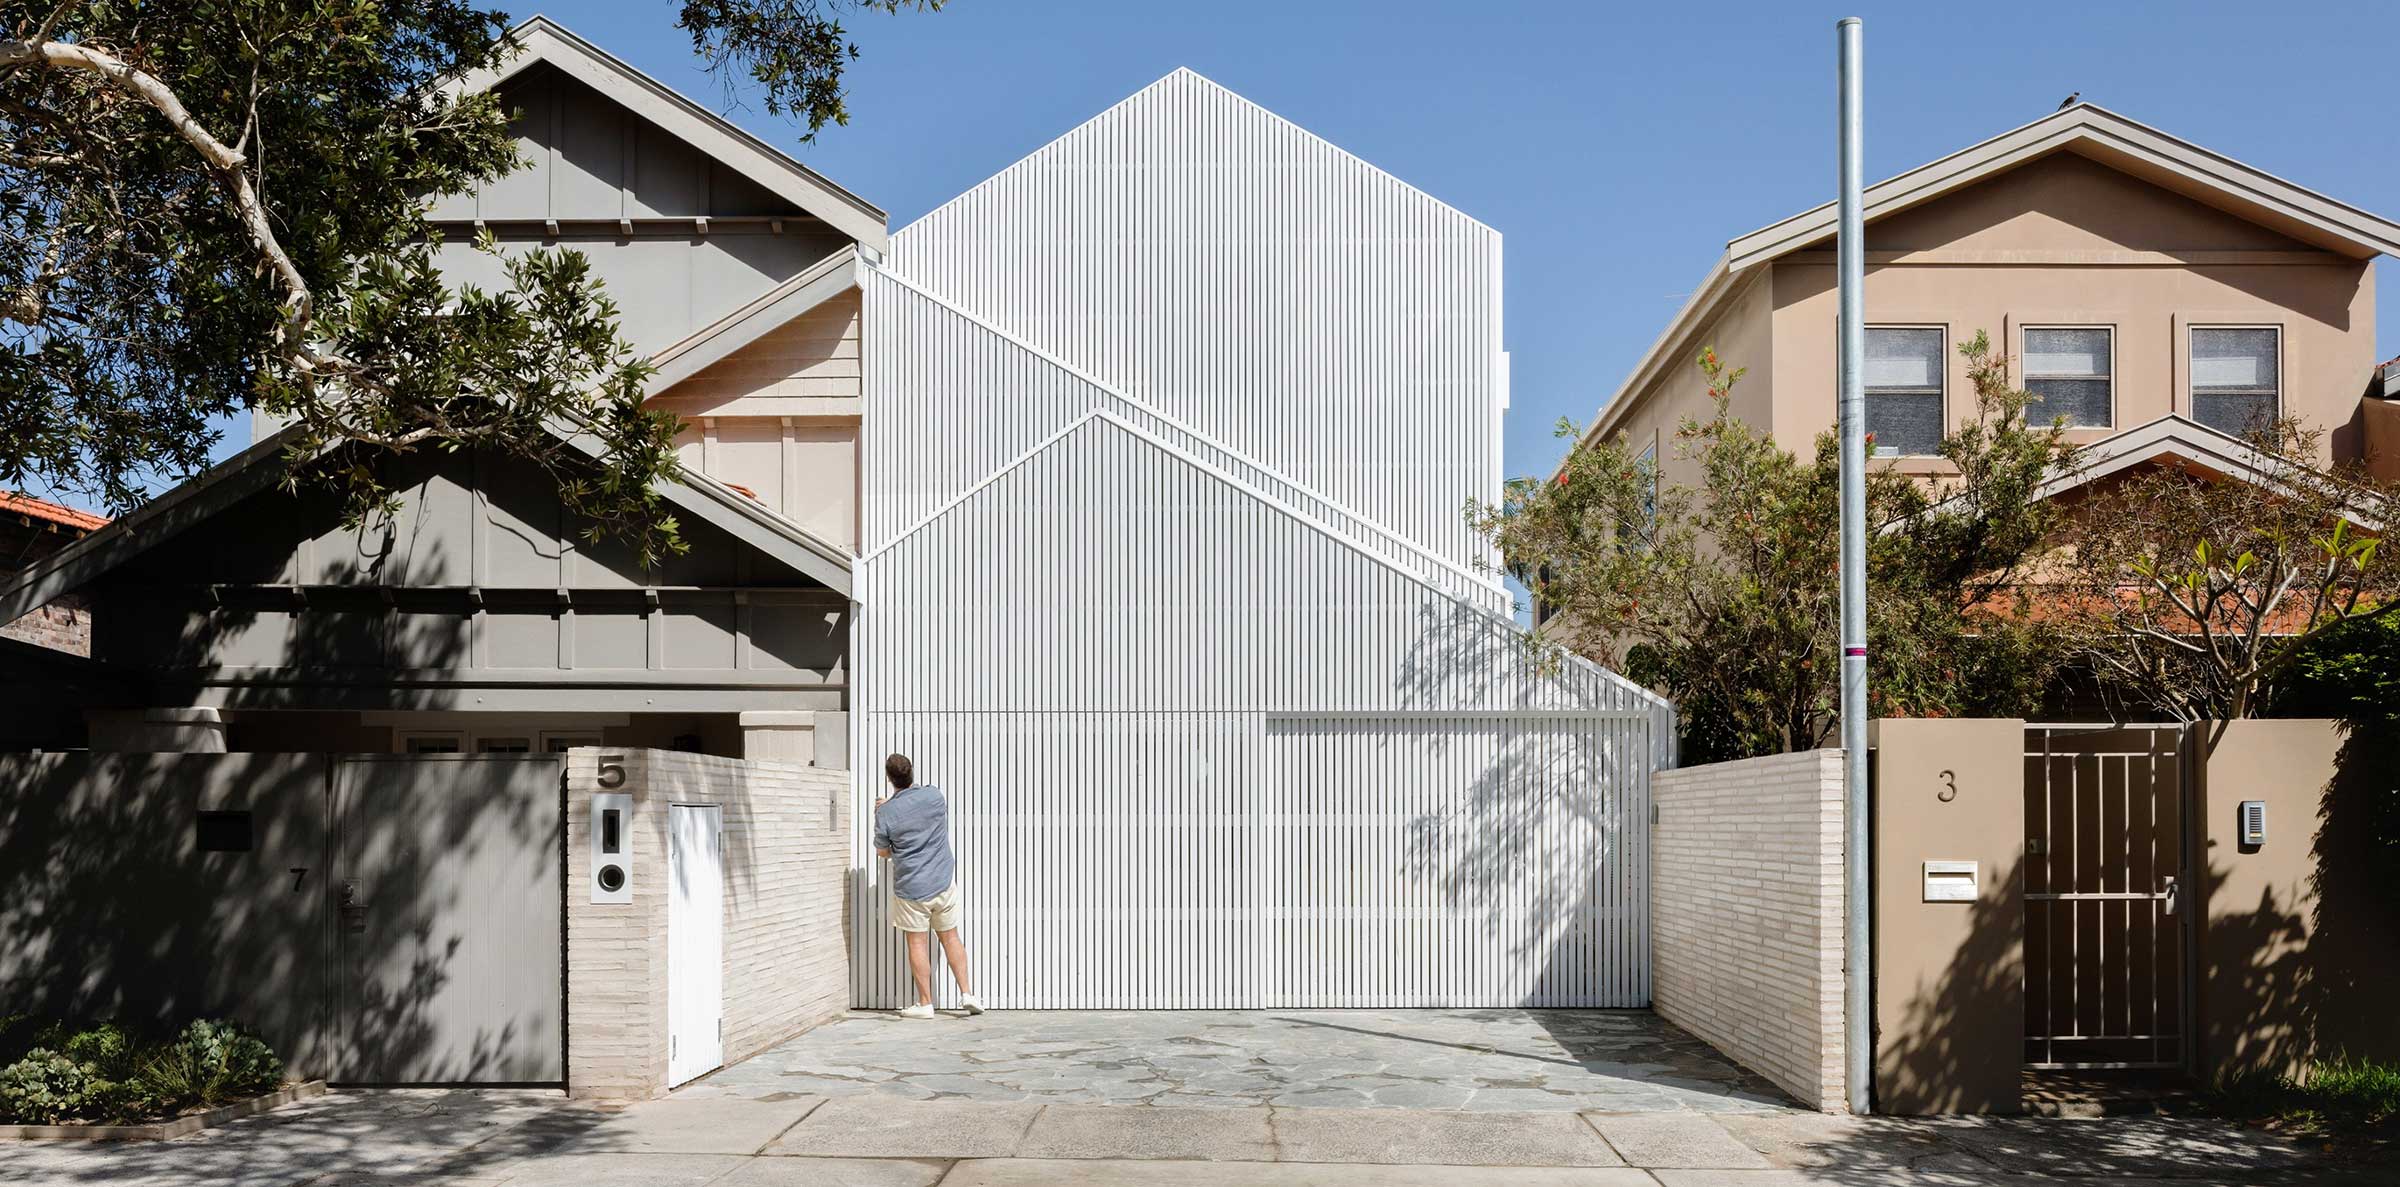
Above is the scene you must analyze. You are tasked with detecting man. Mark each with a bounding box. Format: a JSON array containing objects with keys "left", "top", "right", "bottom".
[{"left": 873, "top": 752, "right": 984, "bottom": 1019}]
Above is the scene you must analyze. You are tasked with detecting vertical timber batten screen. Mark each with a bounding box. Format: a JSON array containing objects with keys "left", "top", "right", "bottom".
[
  {"left": 848, "top": 413, "right": 1667, "bottom": 1009},
  {"left": 885, "top": 68, "right": 1504, "bottom": 579},
  {"left": 852, "top": 65, "right": 1667, "bottom": 1010}
]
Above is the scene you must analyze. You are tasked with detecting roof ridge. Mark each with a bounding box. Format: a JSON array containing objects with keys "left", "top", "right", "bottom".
[{"left": 892, "top": 65, "right": 1493, "bottom": 246}]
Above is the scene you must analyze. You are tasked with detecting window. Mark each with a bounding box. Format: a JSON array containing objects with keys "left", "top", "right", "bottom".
[
  {"left": 541, "top": 732, "right": 603, "bottom": 753},
  {"left": 2023, "top": 327, "right": 2112, "bottom": 428},
  {"left": 401, "top": 732, "right": 462, "bottom": 754},
  {"left": 1865, "top": 327, "right": 1945, "bottom": 457},
  {"left": 478, "top": 737, "right": 532, "bottom": 754},
  {"left": 2190, "top": 327, "right": 2279, "bottom": 435}
]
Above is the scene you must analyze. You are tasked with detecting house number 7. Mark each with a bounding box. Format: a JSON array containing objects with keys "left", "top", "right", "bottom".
[{"left": 1936, "top": 770, "right": 1957, "bottom": 802}]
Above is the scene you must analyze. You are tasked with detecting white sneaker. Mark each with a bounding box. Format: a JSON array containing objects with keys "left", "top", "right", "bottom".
[
  {"left": 959, "top": 994, "right": 986, "bottom": 1016},
  {"left": 899, "top": 1002, "right": 935, "bottom": 1019}
]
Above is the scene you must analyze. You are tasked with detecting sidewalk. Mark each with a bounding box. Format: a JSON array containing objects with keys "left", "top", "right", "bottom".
[{"left": 0, "top": 1087, "right": 2371, "bottom": 1186}]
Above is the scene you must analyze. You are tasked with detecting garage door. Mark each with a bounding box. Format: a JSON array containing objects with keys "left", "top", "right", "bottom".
[
  {"left": 852, "top": 711, "right": 1651, "bottom": 1009},
  {"left": 329, "top": 754, "right": 564, "bottom": 1083}
]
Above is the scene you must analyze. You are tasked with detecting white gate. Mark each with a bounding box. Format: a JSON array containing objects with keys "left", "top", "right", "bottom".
[
  {"left": 667, "top": 804, "right": 724, "bottom": 1086},
  {"left": 852, "top": 710, "right": 1653, "bottom": 1010}
]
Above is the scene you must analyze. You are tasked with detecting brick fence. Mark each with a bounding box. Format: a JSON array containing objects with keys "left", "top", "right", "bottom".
[
  {"left": 1651, "top": 748, "right": 1846, "bottom": 1111},
  {"left": 564, "top": 748, "right": 850, "bottom": 1100}
]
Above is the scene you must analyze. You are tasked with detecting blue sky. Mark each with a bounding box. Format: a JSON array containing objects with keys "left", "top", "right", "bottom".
[{"left": 181, "top": 0, "right": 2400, "bottom": 497}]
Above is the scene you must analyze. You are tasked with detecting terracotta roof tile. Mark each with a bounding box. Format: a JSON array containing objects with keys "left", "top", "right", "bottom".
[{"left": 0, "top": 491, "right": 109, "bottom": 533}]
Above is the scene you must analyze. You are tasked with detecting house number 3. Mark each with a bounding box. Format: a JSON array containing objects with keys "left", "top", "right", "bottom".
[{"left": 1936, "top": 770, "right": 1957, "bottom": 802}]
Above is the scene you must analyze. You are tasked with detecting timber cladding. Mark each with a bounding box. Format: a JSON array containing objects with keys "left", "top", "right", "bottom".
[
  {"left": 564, "top": 748, "right": 849, "bottom": 1100},
  {"left": 1649, "top": 749, "right": 1847, "bottom": 1112}
]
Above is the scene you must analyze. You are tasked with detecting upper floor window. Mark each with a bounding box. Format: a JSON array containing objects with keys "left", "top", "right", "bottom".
[
  {"left": 2190, "top": 327, "right": 2280, "bottom": 436},
  {"left": 2023, "top": 327, "right": 2113, "bottom": 428},
  {"left": 1865, "top": 327, "right": 1945, "bottom": 457}
]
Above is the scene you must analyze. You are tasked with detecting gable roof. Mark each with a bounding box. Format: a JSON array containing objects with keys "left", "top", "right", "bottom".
[
  {"left": 2030, "top": 414, "right": 2386, "bottom": 530},
  {"left": 1, "top": 491, "right": 108, "bottom": 536},
  {"left": 0, "top": 421, "right": 853, "bottom": 624},
  {"left": 873, "top": 406, "right": 1670, "bottom": 714},
  {"left": 645, "top": 244, "right": 861, "bottom": 398},
  {"left": 902, "top": 66, "right": 1497, "bottom": 245},
  {"left": 1584, "top": 103, "right": 2400, "bottom": 446},
  {"left": 444, "top": 15, "right": 888, "bottom": 249}
]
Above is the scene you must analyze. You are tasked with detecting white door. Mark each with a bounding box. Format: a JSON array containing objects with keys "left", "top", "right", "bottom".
[{"left": 667, "top": 803, "right": 724, "bottom": 1086}]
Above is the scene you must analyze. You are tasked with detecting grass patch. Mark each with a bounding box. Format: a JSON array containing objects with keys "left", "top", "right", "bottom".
[{"left": 2209, "top": 1056, "right": 2400, "bottom": 1140}]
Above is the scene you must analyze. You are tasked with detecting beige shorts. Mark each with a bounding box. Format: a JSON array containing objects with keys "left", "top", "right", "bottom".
[{"left": 891, "top": 883, "right": 962, "bottom": 933}]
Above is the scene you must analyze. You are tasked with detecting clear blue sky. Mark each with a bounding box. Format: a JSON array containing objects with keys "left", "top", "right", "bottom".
[{"left": 194, "top": 0, "right": 2400, "bottom": 492}]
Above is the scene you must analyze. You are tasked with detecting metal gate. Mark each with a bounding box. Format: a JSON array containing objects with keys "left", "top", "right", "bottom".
[
  {"left": 2021, "top": 725, "right": 2191, "bottom": 1070},
  {"left": 330, "top": 754, "right": 565, "bottom": 1083}
]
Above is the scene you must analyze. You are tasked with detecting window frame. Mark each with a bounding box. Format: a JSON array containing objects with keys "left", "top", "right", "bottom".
[
  {"left": 2186, "top": 324, "right": 2283, "bottom": 434},
  {"left": 400, "top": 730, "right": 465, "bottom": 755},
  {"left": 1863, "top": 324, "right": 1949, "bottom": 459},
  {"left": 2019, "top": 324, "right": 2116, "bottom": 429}
]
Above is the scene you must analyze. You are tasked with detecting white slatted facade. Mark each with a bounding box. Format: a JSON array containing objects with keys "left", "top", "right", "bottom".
[
  {"left": 852, "top": 70, "right": 1668, "bottom": 1009},
  {"left": 886, "top": 67, "right": 1506, "bottom": 578},
  {"left": 851, "top": 413, "right": 1668, "bottom": 1008}
]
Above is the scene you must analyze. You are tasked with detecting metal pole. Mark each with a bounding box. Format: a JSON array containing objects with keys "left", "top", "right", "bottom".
[{"left": 1836, "top": 15, "right": 1874, "bottom": 1116}]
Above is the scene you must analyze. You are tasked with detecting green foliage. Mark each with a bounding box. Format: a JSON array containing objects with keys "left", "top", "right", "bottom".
[
  {"left": 679, "top": 1, "right": 945, "bottom": 140},
  {"left": 2212, "top": 1055, "right": 2400, "bottom": 1138},
  {"left": 2, "top": 2, "right": 937, "bottom": 559},
  {"left": 0, "top": 1049, "right": 94, "bottom": 1124},
  {"left": 1473, "top": 332, "right": 2071, "bottom": 762},
  {"left": 2270, "top": 614, "right": 2400, "bottom": 720},
  {"left": 2056, "top": 418, "right": 2400, "bottom": 736},
  {"left": 142, "top": 1020, "right": 283, "bottom": 1110},
  {"left": 0, "top": 1019, "right": 283, "bottom": 1124}
]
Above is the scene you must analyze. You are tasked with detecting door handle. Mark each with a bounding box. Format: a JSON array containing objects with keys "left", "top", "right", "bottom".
[{"left": 2161, "top": 874, "right": 2179, "bottom": 917}]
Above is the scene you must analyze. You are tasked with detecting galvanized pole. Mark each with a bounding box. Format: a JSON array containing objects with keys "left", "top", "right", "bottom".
[{"left": 1836, "top": 15, "right": 1873, "bottom": 1116}]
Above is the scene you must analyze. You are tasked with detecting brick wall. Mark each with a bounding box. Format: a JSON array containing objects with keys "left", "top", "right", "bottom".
[
  {"left": 1, "top": 594, "right": 90, "bottom": 655},
  {"left": 1652, "top": 748, "right": 1846, "bottom": 1112},
  {"left": 564, "top": 748, "right": 850, "bottom": 1100}
]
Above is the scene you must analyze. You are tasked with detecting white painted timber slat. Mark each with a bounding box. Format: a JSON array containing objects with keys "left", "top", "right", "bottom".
[
  {"left": 850, "top": 411, "right": 1667, "bottom": 1009},
  {"left": 852, "top": 68, "right": 1672, "bottom": 1011},
  {"left": 888, "top": 68, "right": 1503, "bottom": 580}
]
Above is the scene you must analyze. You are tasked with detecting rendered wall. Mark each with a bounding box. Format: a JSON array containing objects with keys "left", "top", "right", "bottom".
[
  {"left": 2195, "top": 719, "right": 2400, "bottom": 1081},
  {"left": 1767, "top": 153, "right": 2374, "bottom": 467},
  {"left": 1871, "top": 718, "right": 2028, "bottom": 1115},
  {"left": 0, "top": 753, "right": 332, "bottom": 1075},
  {"left": 564, "top": 748, "right": 850, "bottom": 1100},
  {"left": 1650, "top": 749, "right": 1846, "bottom": 1112}
]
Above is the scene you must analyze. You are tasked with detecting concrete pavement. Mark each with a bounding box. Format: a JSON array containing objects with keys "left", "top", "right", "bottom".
[{"left": 3, "top": 1088, "right": 2375, "bottom": 1186}]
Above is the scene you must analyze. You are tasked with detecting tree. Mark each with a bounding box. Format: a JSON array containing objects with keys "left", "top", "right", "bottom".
[
  {"left": 680, "top": 2, "right": 944, "bottom": 139},
  {"left": 2052, "top": 418, "right": 2399, "bottom": 745},
  {"left": 1472, "top": 331, "right": 2071, "bottom": 763},
  {"left": 1, "top": 1, "right": 934, "bottom": 561}
]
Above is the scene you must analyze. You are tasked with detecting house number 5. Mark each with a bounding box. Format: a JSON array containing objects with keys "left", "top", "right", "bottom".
[{"left": 1937, "top": 770, "right": 1957, "bottom": 802}]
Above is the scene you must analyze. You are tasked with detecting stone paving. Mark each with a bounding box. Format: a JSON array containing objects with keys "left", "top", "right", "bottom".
[
  {"left": 0, "top": 1012, "right": 2376, "bottom": 1185},
  {"left": 679, "top": 1009, "right": 1798, "bottom": 1112},
  {"left": 1, "top": 1088, "right": 2369, "bottom": 1185}
]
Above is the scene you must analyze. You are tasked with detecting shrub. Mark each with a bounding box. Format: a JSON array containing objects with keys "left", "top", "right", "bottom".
[
  {"left": 0, "top": 1049, "right": 97, "bottom": 1125},
  {"left": 140, "top": 1020, "right": 283, "bottom": 1110}
]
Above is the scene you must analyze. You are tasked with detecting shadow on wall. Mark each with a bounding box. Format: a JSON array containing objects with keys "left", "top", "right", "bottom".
[
  {"left": 0, "top": 751, "right": 563, "bottom": 1085},
  {"left": 1385, "top": 591, "right": 1657, "bottom": 1007},
  {"left": 1875, "top": 856, "right": 2029, "bottom": 1115},
  {"left": 2201, "top": 723, "right": 2400, "bottom": 1080}
]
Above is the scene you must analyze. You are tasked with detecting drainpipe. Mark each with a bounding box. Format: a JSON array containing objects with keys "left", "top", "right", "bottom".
[{"left": 1835, "top": 16, "right": 1875, "bottom": 1115}]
